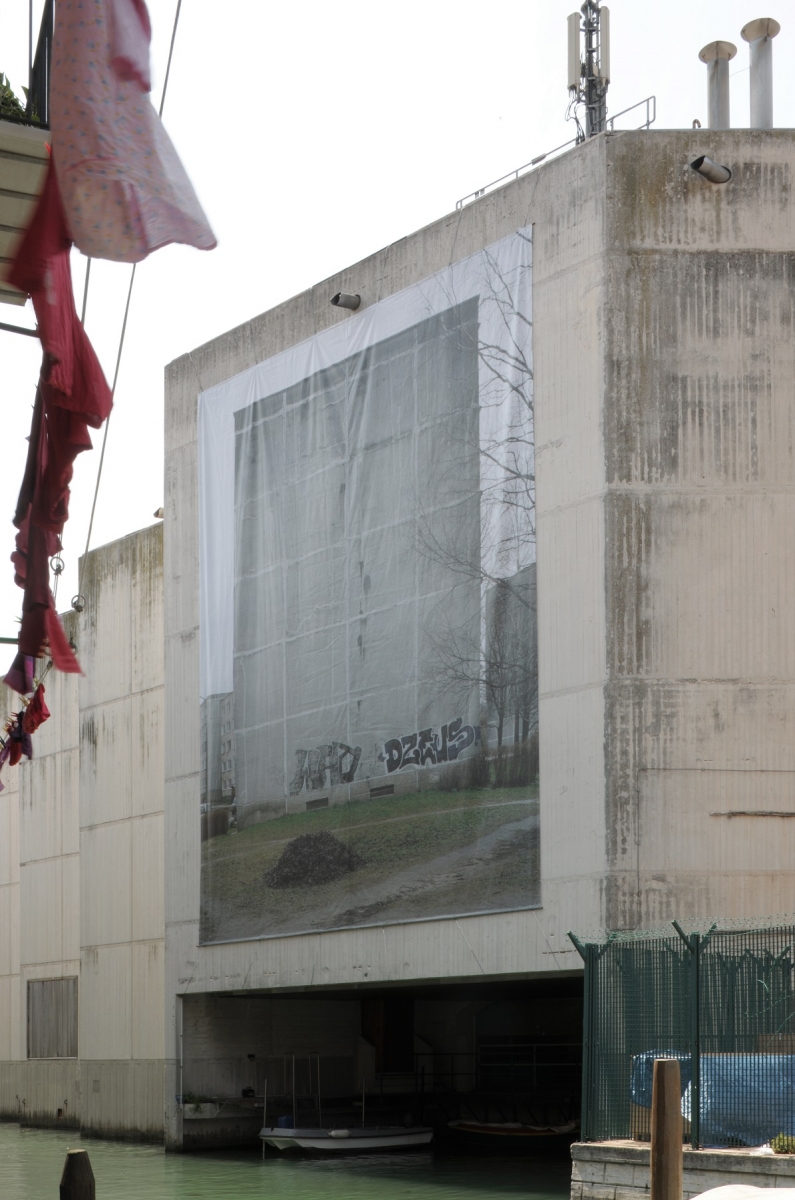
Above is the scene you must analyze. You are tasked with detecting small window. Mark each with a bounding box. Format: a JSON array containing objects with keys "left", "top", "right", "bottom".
[{"left": 27, "top": 978, "right": 78, "bottom": 1059}]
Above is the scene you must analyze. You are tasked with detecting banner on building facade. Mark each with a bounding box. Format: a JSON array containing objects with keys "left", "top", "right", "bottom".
[{"left": 198, "top": 226, "right": 538, "bottom": 942}]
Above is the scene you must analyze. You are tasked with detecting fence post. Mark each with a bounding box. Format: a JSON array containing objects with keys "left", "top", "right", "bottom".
[
  {"left": 60, "top": 1148, "right": 95, "bottom": 1200},
  {"left": 690, "top": 934, "right": 701, "bottom": 1149},
  {"left": 582, "top": 942, "right": 594, "bottom": 1139},
  {"left": 568, "top": 932, "right": 592, "bottom": 1140},
  {"left": 650, "top": 1059, "right": 682, "bottom": 1200},
  {"left": 673, "top": 921, "right": 700, "bottom": 1150}
]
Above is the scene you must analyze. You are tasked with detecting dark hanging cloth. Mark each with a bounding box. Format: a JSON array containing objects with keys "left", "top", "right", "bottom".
[
  {"left": 7, "top": 715, "right": 33, "bottom": 766},
  {"left": 3, "top": 156, "right": 113, "bottom": 686},
  {"left": 22, "top": 684, "right": 51, "bottom": 735}
]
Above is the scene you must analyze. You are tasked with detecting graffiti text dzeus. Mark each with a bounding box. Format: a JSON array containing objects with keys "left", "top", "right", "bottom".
[
  {"left": 379, "top": 718, "right": 479, "bottom": 774},
  {"left": 290, "top": 742, "right": 363, "bottom": 794}
]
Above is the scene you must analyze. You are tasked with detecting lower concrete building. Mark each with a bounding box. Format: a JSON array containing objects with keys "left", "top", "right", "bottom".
[{"left": 0, "top": 525, "right": 164, "bottom": 1139}]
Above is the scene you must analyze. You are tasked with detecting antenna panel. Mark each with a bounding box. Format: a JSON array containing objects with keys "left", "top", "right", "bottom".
[
  {"left": 599, "top": 6, "right": 611, "bottom": 82},
  {"left": 568, "top": 13, "right": 581, "bottom": 90}
]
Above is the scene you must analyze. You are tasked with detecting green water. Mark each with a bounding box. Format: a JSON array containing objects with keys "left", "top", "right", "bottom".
[{"left": 0, "top": 1122, "right": 571, "bottom": 1200}]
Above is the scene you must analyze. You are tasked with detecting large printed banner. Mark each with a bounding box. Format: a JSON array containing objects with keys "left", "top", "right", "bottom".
[{"left": 198, "top": 227, "right": 538, "bottom": 942}]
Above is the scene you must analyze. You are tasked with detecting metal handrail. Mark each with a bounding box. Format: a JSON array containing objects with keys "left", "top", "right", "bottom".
[
  {"left": 456, "top": 138, "right": 577, "bottom": 210},
  {"left": 606, "top": 94, "right": 657, "bottom": 132},
  {"left": 455, "top": 95, "right": 657, "bottom": 211}
]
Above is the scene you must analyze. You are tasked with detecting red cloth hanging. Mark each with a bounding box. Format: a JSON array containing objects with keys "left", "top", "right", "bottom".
[
  {"left": 3, "top": 156, "right": 113, "bottom": 684},
  {"left": 8, "top": 159, "right": 112, "bottom": 429},
  {"left": 22, "top": 684, "right": 51, "bottom": 735}
]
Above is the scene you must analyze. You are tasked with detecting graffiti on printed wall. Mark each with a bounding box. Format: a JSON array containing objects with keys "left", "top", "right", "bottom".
[
  {"left": 379, "top": 718, "right": 480, "bottom": 774},
  {"left": 290, "top": 743, "right": 362, "bottom": 794}
]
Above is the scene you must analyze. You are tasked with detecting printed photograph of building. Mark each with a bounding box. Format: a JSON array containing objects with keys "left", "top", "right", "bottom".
[{"left": 199, "top": 232, "right": 539, "bottom": 941}]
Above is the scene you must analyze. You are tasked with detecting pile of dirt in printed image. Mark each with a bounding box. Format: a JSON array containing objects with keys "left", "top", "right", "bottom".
[{"left": 264, "top": 831, "right": 364, "bottom": 889}]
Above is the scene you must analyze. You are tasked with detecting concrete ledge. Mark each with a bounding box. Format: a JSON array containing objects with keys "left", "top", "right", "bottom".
[{"left": 572, "top": 1141, "right": 795, "bottom": 1200}]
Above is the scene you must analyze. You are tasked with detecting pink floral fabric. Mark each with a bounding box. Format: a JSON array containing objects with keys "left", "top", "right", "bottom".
[
  {"left": 109, "top": 0, "right": 152, "bottom": 93},
  {"left": 51, "top": 0, "right": 216, "bottom": 263}
]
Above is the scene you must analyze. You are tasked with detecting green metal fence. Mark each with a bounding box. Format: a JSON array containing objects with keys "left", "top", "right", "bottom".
[{"left": 571, "top": 922, "right": 795, "bottom": 1149}]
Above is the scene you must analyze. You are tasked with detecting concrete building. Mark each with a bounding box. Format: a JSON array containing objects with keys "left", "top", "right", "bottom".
[
  {"left": 0, "top": 126, "right": 793, "bottom": 1144},
  {"left": 0, "top": 526, "right": 164, "bottom": 1138}
]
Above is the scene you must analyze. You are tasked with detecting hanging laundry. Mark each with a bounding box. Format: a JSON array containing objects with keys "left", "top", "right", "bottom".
[
  {"left": 2, "top": 656, "right": 35, "bottom": 698},
  {"left": 4, "top": 156, "right": 113, "bottom": 684},
  {"left": 22, "top": 684, "right": 51, "bottom": 736},
  {"left": 7, "top": 715, "right": 33, "bottom": 767},
  {"left": 110, "top": 0, "right": 153, "bottom": 92},
  {"left": 8, "top": 158, "right": 113, "bottom": 430},
  {"left": 51, "top": 0, "right": 216, "bottom": 262}
]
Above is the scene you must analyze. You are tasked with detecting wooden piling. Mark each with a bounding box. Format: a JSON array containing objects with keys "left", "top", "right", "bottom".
[
  {"left": 650, "top": 1058, "right": 683, "bottom": 1200},
  {"left": 60, "top": 1148, "right": 96, "bottom": 1200}
]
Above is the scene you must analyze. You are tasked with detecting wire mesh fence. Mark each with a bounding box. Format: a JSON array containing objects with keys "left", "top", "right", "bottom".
[{"left": 572, "top": 921, "right": 795, "bottom": 1148}]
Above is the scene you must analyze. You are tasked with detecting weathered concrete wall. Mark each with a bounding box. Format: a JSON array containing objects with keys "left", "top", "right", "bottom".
[
  {"left": 0, "top": 618, "right": 81, "bottom": 1128},
  {"left": 601, "top": 130, "right": 795, "bottom": 930},
  {"left": 163, "top": 131, "right": 610, "bottom": 1145},
  {"left": 0, "top": 524, "right": 164, "bottom": 1138},
  {"left": 156, "top": 126, "right": 792, "bottom": 1150},
  {"left": 78, "top": 524, "right": 165, "bottom": 1139},
  {"left": 572, "top": 1139, "right": 795, "bottom": 1200}
]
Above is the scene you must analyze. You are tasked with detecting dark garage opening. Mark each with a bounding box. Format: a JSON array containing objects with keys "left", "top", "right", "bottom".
[{"left": 180, "top": 975, "right": 583, "bottom": 1153}]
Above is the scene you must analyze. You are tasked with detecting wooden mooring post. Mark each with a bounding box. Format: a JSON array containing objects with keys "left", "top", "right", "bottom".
[
  {"left": 60, "top": 1148, "right": 96, "bottom": 1200},
  {"left": 650, "top": 1058, "right": 683, "bottom": 1200}
]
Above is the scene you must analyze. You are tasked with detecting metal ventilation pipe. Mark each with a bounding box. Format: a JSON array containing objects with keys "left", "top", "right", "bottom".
[
  {"left": 330, "top": 292, "right": 361, "bottom": 311},
  {"left": 741, "top": 18, "right": 780, "bottom": 129},
  {"left": 698, "top": 41, "right": 737, "bottom": 129}
]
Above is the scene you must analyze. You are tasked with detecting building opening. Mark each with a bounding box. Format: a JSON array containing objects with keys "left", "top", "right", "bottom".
[{"left": 180, "top": 976, "right": 583, "bottom": 1153}]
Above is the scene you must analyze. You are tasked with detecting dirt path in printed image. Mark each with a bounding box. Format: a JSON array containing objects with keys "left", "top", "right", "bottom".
[
  {"left": 202, "top": 800, "right": 539, "bottom": 941},
  {"left": 331, "top": 810, "right": 539, "bottom": 928}
]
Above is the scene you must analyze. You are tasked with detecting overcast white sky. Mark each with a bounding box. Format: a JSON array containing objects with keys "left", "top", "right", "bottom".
[{"left": 0, "top": 0, "right": 793, "bottom": 675}]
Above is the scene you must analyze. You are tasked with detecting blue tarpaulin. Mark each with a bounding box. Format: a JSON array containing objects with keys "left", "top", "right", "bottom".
[{"left": 631, "top": 1051, "right": 795, "bottom": 1146}]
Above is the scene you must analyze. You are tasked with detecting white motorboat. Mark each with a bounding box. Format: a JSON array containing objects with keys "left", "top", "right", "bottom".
[{"left": 259, "top": 1125, "right": 434, "bottom": 1152}]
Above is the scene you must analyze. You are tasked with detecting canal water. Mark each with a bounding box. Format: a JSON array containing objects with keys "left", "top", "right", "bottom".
[{"left": 0, "top": 1122, "right": 571, "bottom": 1200}]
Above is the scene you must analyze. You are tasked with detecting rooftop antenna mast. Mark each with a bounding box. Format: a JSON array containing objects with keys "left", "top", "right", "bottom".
[{"left": 568, "top": 2, "right": 611, "bottom": 141}]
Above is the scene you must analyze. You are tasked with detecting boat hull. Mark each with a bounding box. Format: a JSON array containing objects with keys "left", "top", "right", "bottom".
[
  {"left": 260, "top": 1126, "right": 433, "bottom": 1152},
  {"left": 445, "top": 1120, "right": 578, "bottom": 1156}
]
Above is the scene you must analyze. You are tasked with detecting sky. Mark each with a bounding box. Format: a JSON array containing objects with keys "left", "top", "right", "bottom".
[{"left": 0, "top": 0, "right": 793, "bottom": 676}]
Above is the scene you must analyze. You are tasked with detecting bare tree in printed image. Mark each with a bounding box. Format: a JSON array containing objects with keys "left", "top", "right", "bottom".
[{"left": 418, "top": 238, "right": 537, "bottom": 787}]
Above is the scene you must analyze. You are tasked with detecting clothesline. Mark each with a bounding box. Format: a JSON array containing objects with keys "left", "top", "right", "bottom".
[{"left": 1, "top": 0, "right": 214, "bottom": 789}]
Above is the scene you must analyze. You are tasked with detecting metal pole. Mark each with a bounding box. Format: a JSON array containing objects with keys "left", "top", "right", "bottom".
[
  {"left": 698, "top": 42, "right": 736, "bottom": 130},
  {"left": 362, "top": 1076, "right": 366, "bottom": 1128},
  {"left": 292, "top": 1056, "right": 296, "bottom": 1129},
  {"left": 59, "top": 1149, "right": 95, "bottom": 1200},
  {"left": 582, "top": 943, "right": 594, "bottom": 1139},
  {"left": 0, "top": 322, "right": 39, "bottom": 339},
  {"left": 317, "top": 1055, "right": 322, "bottom": 1130},
  {"left": 708, "top": 59, "right": 730, "bottom": 129},
  {"left": 691, "top": 934, "right": 701, "bottom": 1148},
  {"left": 262, "top": 1077, "right": 267, "bottom": 1158},
  {"left": 749, "top": 37, "right": 773, "bottom": 128},
  {"left": 650, "top": 1059, "right": 683, "bottom": 1200},
  {"left": 742, "top": 19, "right": 780, "bottom": 130}
]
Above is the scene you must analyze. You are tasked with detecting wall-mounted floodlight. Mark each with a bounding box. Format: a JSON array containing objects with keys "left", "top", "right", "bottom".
[
  {"left": 690, "top": 155, "right": 732, "bottom": 184},
  {"left": 330, "top": 292, "right": 361, "bottom": 311}
]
